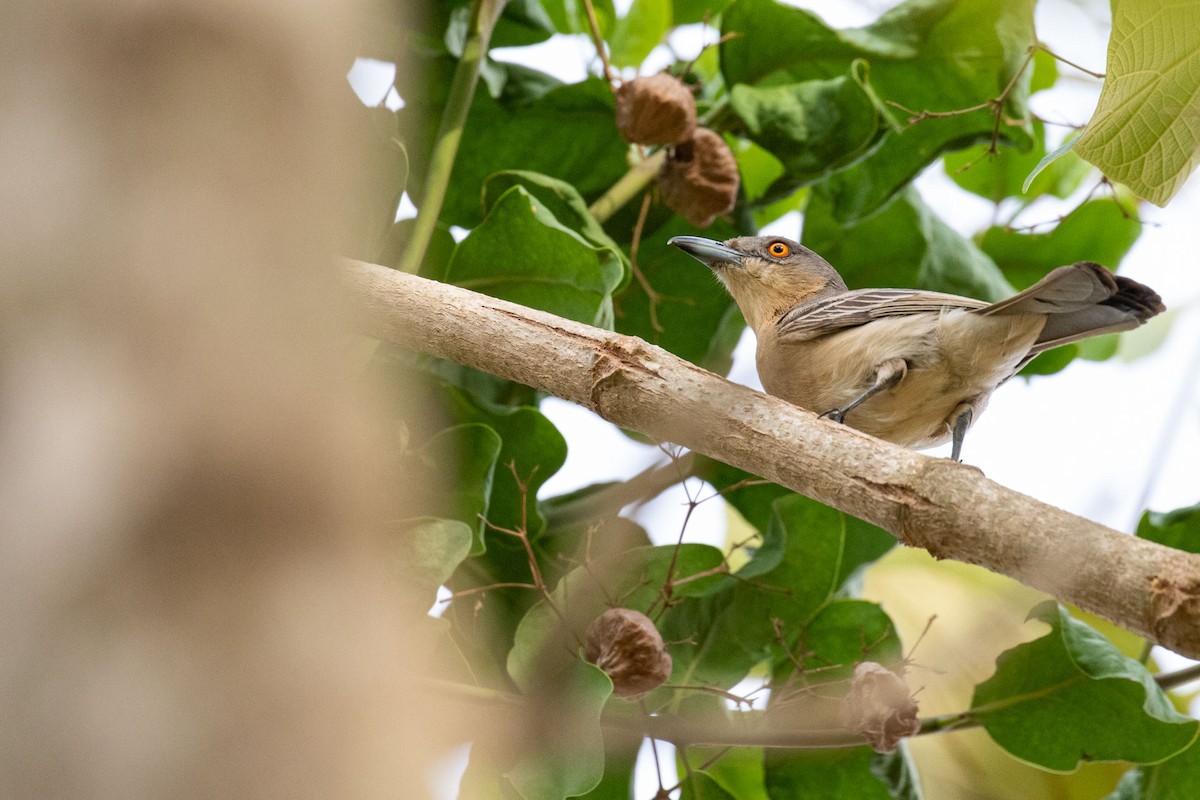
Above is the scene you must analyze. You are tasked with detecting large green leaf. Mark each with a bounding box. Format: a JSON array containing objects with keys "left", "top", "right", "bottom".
[
  {"left": 721, "top": 0, "right": 1036, "bottom": 222},
  {"left": 406, "top": 423, "right": 502, "bottom": 554},
  {"left": 764, "top": 748, "right": 898, "bottom": 800},
  {"left": 1106, "top": 736, "right": 1200, "bottom": 800},
  {"left": 543, "top": 0, "right": 615, "bottom": 35},
  {"left": 504, "top": 660, "right": 614, "bottom": 800},
  {"left": 610, "top": 0, "right": 673, "bottom": 68},
  {"left": 1072, "top": 0, "right": 1200, "bottom": 206},
  {"left": 402, "top": 70, "right": 629, "bottom": 229},
  {"left": 484, "top": 170, "right": 631, "bottom": 292},
  {"left": 445, "top": 184, "right": 626, "bottom": 327},
  {"left": 803, "top": 186, "right": 1013, "bottom": 300},
  {"left": 613, "top": 215, "right": 744, "bottom": 375},
  {"left": 683, "top": 748, "right": 769, "bottom": 800},
  {"left": 971, "top": 602, "right": 1198, "bottom": 771},
  {"left": 1137, "top": 504, "right": 1200, "bottom": 554},
  {"left": 945, "top": 119, "right": 1091, "bottom": 203},
  {"left": 674, "top": 0, "right": 732, "bottom": 25},
  {"left": 681, "top": 771, "right": 739, "bottom": 800},
  {"left": 390, "top": 517, "right": 474, "bottom": 606},
  {"left": 979, "top": 200, "right": 1143, "bottom": 291},
  {"left": 729, "top": 71, "right": 884, "bottom": 191}
]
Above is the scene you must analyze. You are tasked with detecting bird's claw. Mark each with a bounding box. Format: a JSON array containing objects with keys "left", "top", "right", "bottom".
[{"left": 819, "top": 408, "right": 845, "bottom": 424}]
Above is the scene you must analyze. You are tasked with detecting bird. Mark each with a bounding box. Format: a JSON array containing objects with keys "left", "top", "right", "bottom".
[{"left": 668, "top": 234, "right": 1165, "bottom": 461}]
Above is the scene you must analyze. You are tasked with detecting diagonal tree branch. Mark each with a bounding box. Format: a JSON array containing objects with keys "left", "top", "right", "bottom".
[{"left": 345, "top": 261, "right": 1200, "bottom": 659}]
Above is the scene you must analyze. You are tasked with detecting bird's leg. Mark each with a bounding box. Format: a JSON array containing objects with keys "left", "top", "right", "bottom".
[
  {"left": 820, "top": 358, "right": 907, "bottom": 424},
  {"left": 949, "top": 403, "right": 974, "bottom": 462}
]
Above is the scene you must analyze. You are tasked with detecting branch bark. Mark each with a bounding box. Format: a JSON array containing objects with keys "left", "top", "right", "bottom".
[{"left": 346, "top": 261, "right": 1200, "bottom": 659}]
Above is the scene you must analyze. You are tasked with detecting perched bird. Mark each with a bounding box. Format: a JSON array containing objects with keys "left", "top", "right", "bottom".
[{"left": 669, "top": 235, "right": 1164, "bottom": 461}]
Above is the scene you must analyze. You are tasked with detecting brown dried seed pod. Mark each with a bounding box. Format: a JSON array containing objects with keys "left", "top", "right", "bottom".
[
  {"left": 658, "top": 127, "right": 739, "bottom": 228},
  {"left": 839, "top": 662, "right": 920, "bottom": 754},
  {"left": 585, "top": 608, "right": 672, "bottom": 698},
  {"left": 615, "top": 73, "right": 697, "bottom": 146}
]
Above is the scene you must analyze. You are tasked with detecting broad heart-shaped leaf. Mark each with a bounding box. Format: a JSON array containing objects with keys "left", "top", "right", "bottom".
[
  {"left": 803, "top": 186, "right": 1012, "bottom": 301},
  {"left": 609, "top": 0, "right": 672, "bottom": 68},
  {"left": 945, "top": 119, "right": 1091, "bottom": 203},
  {"left": 1106, "top": 736, "right": 1200, "bottom": 800},
  {"left": 721, "top": 0, "right": 1035, "bottom": 223},
  {"left": 1072, "top": 0, "right": 1200, "bottom": 206},
  {"left": 389, "top": 517, "right": 473, "bottom": 608},
  {"left": 681, "top": 771, "right": 738, "bottom": 800},
  {"left": 695, "top": 457, "right": 895, "bottom": 590},
  {"left": 971, "top": 602, "right": 1198, "bottom": 771},
  {"left": 444, "top": 184, "right": 626, "bottom": 328},
  {"left": 406, "top": 423, "right": 502, "bottom": 554},
  {"left": 729, "top": 72, "right": 884, "bottom": 193},
  {"left": 507, "top": 543, "right": 726, "bottom": 692},
  {"left": 400, "top": 67, "right": 628, "bottom": 229},
  {"left": 763, "top": 748, "right": 907, "bottom": 800},
  {"left": 979, "top": 200, "right": 1143, "bottom": 291},
  {"left": 1137, "top": 503, "right": 1200, "bottom": 553},
  {"left": 682, "top": 748, "right": 768, "bottom": 800},
  {"left": 543, "top": 0, "right": 615, "bottom": 35},
  {"left": 613, "top": 215, "right": 744, "bottom": 376},
  {"left": 484, "top": 170, "right": 631, "bottom": 293},
  {"left": 504, "top": 660, "right": 613, "bottom": 800},
  {"left": 674, "top": 0, "right": 732, "bottom": 25}
]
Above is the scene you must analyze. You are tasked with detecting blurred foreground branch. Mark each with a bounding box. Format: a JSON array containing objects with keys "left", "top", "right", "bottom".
[{"left": 346, "top": 262, "right": 1200, "bottom": 659}]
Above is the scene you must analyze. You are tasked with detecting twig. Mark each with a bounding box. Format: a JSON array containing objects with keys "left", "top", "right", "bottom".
[
  {"left": 1038, "top": 43, "right": 1105, "bottom": 79},
  {"left": 581, "top": 0, "right": 616, "bottom": 87},
  {"left": 1156, "top": 662, "right": 1200, "bottom": 691},
  {"left": 588, "top": 150, "right": 667, "bottom": 224}
]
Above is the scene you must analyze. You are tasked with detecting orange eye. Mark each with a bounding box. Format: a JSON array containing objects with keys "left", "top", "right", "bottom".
[{"left": 768, "top": 241, "right": 790, "bottom": 257}]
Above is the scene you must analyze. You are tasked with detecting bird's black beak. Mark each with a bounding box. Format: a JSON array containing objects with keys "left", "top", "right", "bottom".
[{"left": 667, "top": 236, "right": 742, "bottom": 269}]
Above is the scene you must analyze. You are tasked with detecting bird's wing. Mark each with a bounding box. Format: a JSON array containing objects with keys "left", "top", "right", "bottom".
[{"left": 776, "top": 289, "right": 990, "bottom": 340}]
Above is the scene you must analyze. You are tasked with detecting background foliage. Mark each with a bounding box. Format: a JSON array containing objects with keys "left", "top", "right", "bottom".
[{"left": 371, "top": 1, "right": 1200, "bottom": 797}]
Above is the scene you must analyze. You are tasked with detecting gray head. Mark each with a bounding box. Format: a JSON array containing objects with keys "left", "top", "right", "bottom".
[{"left": 668, "top": 235, "right": 847, "bottom": 329}]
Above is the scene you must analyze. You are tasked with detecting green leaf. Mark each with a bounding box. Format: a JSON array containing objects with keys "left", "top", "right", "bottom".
[
  {"left": 504, "top": 660, "right": 613, "bottom": 800},
  {"left": 1105, "top": 736, "right": 1200, "bottom": 800},
  {"left": 446, "top": 184, "right": 626, "bottom": 327},
  {"left": 871, "top": 746, "right": 925, "bottom": 800},
  {"left": 407, "top": 424, "right": 502, "bottom": 554},
  {"left": 1137, "top": 503, "right": 1200, "bottom": 554},
  {"left": 729, "top": 72, "right": 883, "bottom": 190},
  {"left": 979, "top": 201, "right": 1143, "bottom": 291},
  {"left": 684, "top": 748, "right": 769, "bottom": 800},
  {"left": 971, "top": 602, "right": 1198, "bottom": 771},
  {"left": 764, "top": 747, "right": 897, "bottom": 800},
  {"left": 803, "top": 186, "right": 1013, "bottom": 301},
  {"left": 682, "top": 771, "right": 738, "bottom": 800},
  {"left": 696, "top": 457, "right": 895, "bottom": 588},
  {"left": 390, "top": 517, "right": 474, "bottom": 602},
  {"left": 403, "top": 72, "right": 629, "bottom": 229},
  {"left": 722, "top": 0, "right": 1036, "bottom": 222},
  {"left": 484, "top": 170, "right": 631, "bottom": 292},
  {"left": 610, "top": 0, "right": 673, "bottom": 68},
  {"left": 674, "top": 0, "right": 732, "bottom": 25},
  {"left": 945, "top": 119, "right": 1091, "bottom": 202},
  {"left": 1072, "top": 0, "right": 1200, "bottom": 205},
  {"left": 543, "top": 0, "right": 615, "bottom": 35},
  {"left": 508, "top": 543, "right": 726, "bottom": 688},
  {"left": 613, "top": 215, "right": 744, "bottom": 375}
]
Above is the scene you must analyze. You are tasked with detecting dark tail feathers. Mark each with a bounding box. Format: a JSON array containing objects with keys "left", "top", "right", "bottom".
[{"left": 979, "top": 262, "right": 1164, "bottom": 355}]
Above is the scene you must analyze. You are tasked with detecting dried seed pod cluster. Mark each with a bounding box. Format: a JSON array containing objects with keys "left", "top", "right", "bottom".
[
  {"left": 615, "top": 73, "right": 696, "bottom": 146},
  {"left": 613, "top": 73, "right": 739, "bottom": 228},
  {"left": 585, "top": 607, "right": 672, "bottom": 698},
  {"left": 659, "top": 127, "right": 739, "bottom": 227},
  {"left": 839, "top": 662, "right": 921, "bottom": 753}
]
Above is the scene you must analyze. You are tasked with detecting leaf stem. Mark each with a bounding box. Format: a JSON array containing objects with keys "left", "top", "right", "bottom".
[
  {"left": 1156, "top": 662, "right": 1200, "bottom": 691},
  {"left": 588, "top": 150, "right": 667, "bottom": 223},
  {"left": 396, "top": 0, "right": 506, "bottom": 274}
]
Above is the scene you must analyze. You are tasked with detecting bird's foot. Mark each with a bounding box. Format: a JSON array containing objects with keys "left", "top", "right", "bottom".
[{"left": 819, "top": 407, "right": 845, "bottom": 424}]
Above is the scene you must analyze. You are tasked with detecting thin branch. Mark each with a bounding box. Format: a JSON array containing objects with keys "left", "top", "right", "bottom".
[
  {"left": 1156, "top": 662, "right": 1200, "bottom": 691},
  {"left": 397, "top": 0, "right": 506, "bottom": 275},
  {"left": 1038, "top": 43, "right": 1105, "bottom": 79},
  {"left": 588, "top": 150, "right": 667, "bottom": 224},
  {"left": 581, "top": 0, "right": 616, "bottom": 87},
  {"left": 346, "top": 262, "right": 1200, "bottom": 660}
]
